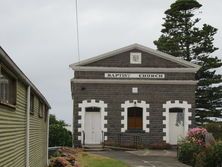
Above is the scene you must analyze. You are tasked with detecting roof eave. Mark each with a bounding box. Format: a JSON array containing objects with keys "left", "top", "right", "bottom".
[{"left": 0, "top": 47, "right": 51, "bottom": 109}]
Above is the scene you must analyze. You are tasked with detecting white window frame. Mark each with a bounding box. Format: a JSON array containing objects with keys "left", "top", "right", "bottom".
[
  {"left": 130, "top": 52, "right": 142, "bottom": 64},
  {"left": 132, "top": 87, "right": 138, "bottom": 94}
]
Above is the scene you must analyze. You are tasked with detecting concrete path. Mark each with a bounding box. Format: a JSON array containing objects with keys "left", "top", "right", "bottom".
[
  {"left": 92, "top": 150, "right": 190, "bottom": 167},
  {"left": 127, "top": 149, "right": 177, "bottom": 157}
]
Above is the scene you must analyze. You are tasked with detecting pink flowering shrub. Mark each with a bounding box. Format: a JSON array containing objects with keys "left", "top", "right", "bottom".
[
  {"left": 186, "top": 127, "right": 207, "bottom": 146},
  {"left": 179, "top": 128, "right": 222, "bottom": 166},
  {"left": 178, "top": 128, "right": 208, "bottom": 166},
  {"left": 49, "top": 157, "right": 70, "bottom": 167}
]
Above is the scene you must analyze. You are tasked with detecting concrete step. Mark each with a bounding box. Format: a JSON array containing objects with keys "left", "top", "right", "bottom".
[
  {"left": 83, "top": 144, "right": 105, "bottom": 151},
  {"left": 170, "top": 145, "right": 178, "bottom": 150},
  {"left": 104, "top": 146, "right": 137, "bottom": 151},
  {"left": 84, "top": 148, "right": 105, "bottom": 152}
]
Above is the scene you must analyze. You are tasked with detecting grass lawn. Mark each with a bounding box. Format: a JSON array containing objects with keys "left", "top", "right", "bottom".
[{"left": 77, "top": 152, "right": 129, "bottom": 167}]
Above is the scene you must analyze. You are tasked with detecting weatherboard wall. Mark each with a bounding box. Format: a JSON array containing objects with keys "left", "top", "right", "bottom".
[
  {"left": 0, "top": 81, "right": 27, "bottom": 167},
  {"left": 0, "top": 82, "right": 48, "bottom": 167},
  {"left": 0, "top": 47, "right": 49, "bottom": 167},
  {"left": 29, "top": 94, "right": 48, "bottom": 167},
  {"left": 72, "top": 83, "right": 196, "bottom": 147}
]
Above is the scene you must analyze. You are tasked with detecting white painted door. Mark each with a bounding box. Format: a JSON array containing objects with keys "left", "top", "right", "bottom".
[
  {"left": 169, "top": 112, "right": 184, "bottom": 145},
  {"left": 85, "top": 112, "right": 101, "bottom": 144}
]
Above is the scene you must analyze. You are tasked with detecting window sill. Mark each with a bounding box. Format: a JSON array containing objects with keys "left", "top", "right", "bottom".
[
  {"left": 0, "top": 102, "right": 16, "bottom": 110},
  {"left": 126, "top": 129, "right": 145, "bottom": 133}
]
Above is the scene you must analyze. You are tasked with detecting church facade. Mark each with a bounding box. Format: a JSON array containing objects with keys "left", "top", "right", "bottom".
[{"left": 70, "top": 43, "right": 200, "bottom": 147}]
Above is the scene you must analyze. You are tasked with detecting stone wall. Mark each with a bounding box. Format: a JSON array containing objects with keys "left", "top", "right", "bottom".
[{"left": 72, "top": 83, "right": 196, "bottom": 147}]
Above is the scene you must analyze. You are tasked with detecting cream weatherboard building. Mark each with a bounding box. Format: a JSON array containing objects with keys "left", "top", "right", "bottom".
[
  {"left": 70, "top": 43, "right": 200, "bottom": 147},
  {"left": 0, "top": 47, "right": 50, "bottom": 167}
]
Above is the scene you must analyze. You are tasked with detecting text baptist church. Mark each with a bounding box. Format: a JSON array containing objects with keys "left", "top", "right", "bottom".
[
  {"left": 105, "top": 73, "right": 165, "bottom": 79},
  {"left": 69, "top": 43, "right": 200, "bottom": 147}
]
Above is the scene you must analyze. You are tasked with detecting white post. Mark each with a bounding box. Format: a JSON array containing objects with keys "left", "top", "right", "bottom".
[
  {"left": 26, "top": 86, "right": 30, "bottom": 167},
  {"left": 47, "top": 109, "right": 49, "bottom": 166}
]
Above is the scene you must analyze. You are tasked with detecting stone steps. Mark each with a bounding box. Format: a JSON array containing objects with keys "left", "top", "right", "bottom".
[{"left": 83, "top": 144, "right": 105, "bottom": 152}]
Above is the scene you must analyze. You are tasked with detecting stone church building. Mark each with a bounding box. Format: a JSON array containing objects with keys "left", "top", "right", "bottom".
[{"left": 70, "top": 43, "right": 200, "bottom": 147}]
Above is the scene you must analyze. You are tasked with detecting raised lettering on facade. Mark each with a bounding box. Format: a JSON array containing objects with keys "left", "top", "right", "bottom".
[{"left": 104, "top": 73, "right": 165, "bottom": 79}]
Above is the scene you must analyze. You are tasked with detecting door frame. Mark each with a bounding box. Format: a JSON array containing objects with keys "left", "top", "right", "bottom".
[
  {"left": 78, "top": 99, "right": 108, "bottom": 144},
  {"left": 84, "top": 111, "right": 102, "bottom": 144},
  {"left": 163, "top": 100, "right": 191, "bottom": 144},
  {"left": 169, "top": 109, "right": 185, "bottom": 145}
]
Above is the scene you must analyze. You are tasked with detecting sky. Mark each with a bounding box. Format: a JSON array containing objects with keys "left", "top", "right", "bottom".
[{"left": 0, "top": 0, "right": 222, "bottom": 126}]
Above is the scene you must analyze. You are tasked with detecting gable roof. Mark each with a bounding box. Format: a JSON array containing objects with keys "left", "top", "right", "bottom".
[
  {"left": 70, "top": 43, "right": 200, "bottom": 69},
  {"left": 0, "top": 46, "right": 51, "bottom": 109}
]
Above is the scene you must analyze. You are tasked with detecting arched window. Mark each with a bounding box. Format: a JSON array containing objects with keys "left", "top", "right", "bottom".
[{"left": 127, "top": 107, "right": 143, "bottom": 130}]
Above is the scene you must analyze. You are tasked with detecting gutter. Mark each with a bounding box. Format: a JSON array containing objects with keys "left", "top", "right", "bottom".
[{"left": 26, "top": 86, "right": 31, "bottom": 167}]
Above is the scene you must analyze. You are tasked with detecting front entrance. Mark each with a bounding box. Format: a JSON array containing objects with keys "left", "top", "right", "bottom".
[
  {"left": 84, "top": 107, "right": 101, "bottom": 144},
  {"left": 169, "top": 108, "right": 185, "bottom": 145}
]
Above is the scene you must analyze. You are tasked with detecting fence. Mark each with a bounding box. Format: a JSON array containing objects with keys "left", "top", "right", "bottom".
[{"left": 104, "top": 132, "right": 143, "bottom": 149}]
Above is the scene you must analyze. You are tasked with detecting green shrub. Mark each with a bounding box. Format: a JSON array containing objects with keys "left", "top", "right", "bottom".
[
  {"left": 195, "top": 142, "right": 222, "bottom": 167},
  {"left": 178, "top": 128, "right": 222, "bottom": 166},
  {"left": 213, "top": 141, "right": 222, "bottom": 166},
  {"left": 204, "top": 123, "right": 222, "bottom": 141},
  {"left": 195, "top": 147, "right": 215, "bottom": 167},
  {"left": 178, "top": 141, "right": 203, "bottom": 166},
  {"left": 51, "top": 150, "right": 62, "bottom": 158},
  {"left": 177, "top": 128, "right": 206, "bottom": 166}
]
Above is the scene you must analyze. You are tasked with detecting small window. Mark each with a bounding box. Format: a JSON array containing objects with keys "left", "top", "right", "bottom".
[
  {"left": 38, "top": 101, "right": 44, "bottom": 118},
  {"left": 30, "top": 93, "right": 34, "bottom": 114},
  {"left": 169, "top": 108, "right": 184, "bottom": 126},
  {"left": 169, "top": 108, "right": 183, "bottom": 113},
  {"left": 128, "top": 107, "right": 143, "bottom": 130},
  {"left": 44, "top": 109, "right": 48, "bottom": 122},
  {"left": 0, "top": 67, "right": 16, "bottom": 106},
  {"left": 130, "top": 52, "right": 142, "bottom": 64},
  {"left": 85, "top": 107, "right": 100, "bottom": 112},
  {"left": 132, "top": 87, "right": 138, "bottom": 94}
]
